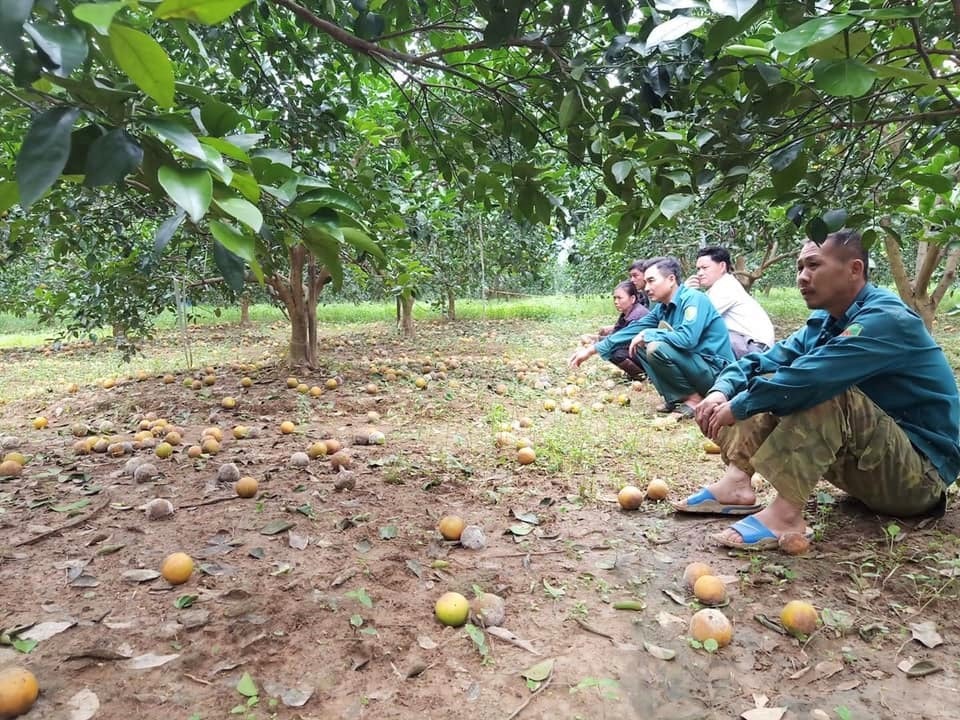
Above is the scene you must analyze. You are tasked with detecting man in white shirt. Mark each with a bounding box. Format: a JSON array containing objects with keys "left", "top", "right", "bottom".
[{"left": 687, "top": 247, "right": 775, "bottom": 358}]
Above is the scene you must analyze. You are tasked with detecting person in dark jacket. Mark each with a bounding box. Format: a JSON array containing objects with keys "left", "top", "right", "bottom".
[
  {"left": 676, "top": 230, "right": 960, "bottom": 551},
  {"left": 577, "top": 280, "right": 650, "bottom": 378}
]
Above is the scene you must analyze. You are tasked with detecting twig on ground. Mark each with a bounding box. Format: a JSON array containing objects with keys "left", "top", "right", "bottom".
[
  {"left": 14, "top": 499, "right": 111, "bottom": 547},
  {"left": 181, "top": 496, "right": 242, "bottom": 510},
  {"left": 504, "top": 673, "right": 553, "bottom": 720}
]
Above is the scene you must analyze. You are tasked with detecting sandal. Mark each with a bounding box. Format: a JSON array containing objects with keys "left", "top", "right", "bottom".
[
  {"left": 656, "top": 402, "right": 677, "bottom": 414},
  {"left": 673, "top": 404, "right": 696, "bottom": 420},
  {"left": 714, "top": 515, "right": 813, "bottom": 551}
]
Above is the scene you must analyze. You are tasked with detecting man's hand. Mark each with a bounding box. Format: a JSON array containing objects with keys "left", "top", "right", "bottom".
[
  {"left": 706, "top": 402, "right": 736, "bottom": 441},
  {"left": 628, "top": 333, "right": 646, "bottom": 358},
  {"left": 695, "top": 391, "right": 728, "bottom": 436},
  {"left": 568, "top": 346, "right": 594, "bottom": 368},
  {"left": 685, "top": 275, "right": 701, "bottom": 289}
]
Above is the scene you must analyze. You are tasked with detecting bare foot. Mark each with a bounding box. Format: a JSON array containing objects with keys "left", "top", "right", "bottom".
[{"left": 699, "top": 465, "right": 756, "bottom": 506}]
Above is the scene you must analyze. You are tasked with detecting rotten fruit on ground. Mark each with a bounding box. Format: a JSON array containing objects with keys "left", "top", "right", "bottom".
[
  {"left": 517, "top": 446, "right": 536, "bottom": 465},
  {"left": 435, "top": 591, "right": 470, "bottom": 627},
  {"left": 703, "top": 440, "right": 721, "bottom": 454},
  {"left": 617, "top": 485, "right": 644, "bottom": 510},
  {"left": 323, "top": 438, "right": 342, "bottom": 454},
  {"left": 235, "top": 476, "right": 259, "bottom": 498},
  {"left": 469, "top": 593, "right": 506, "bottom": 627},
  {"left": 160, "top": 552, "right": 194, "bottom": 585},
  {"left": 279, "top": 420, "right": 296, "bottom": 434},
  {"left": 780, "top": 600, "right": 819, "bottom": 638},
  {"left": 646, "top": 478, "right": 669, "bottom": 500},
  {"left": 689, "top": 608, "right": 733, "bottom": 647},
  {"left": 779, "top": 532, "right": 811, "bottom": 555},
  {"left": 0, "top": 666, "right": 39, "bottom": 718},
  {"left": 438, "top": 515, "right": 465, "bottom": 541},
  {"left": 0, "top": 460, "right": 23, "bottom": 478},
  {"left": 329, "top": 451, "right": 352, "bottom": 471},
  {"left": 682, "top": 562, "right": 714, "bottom": 590},
  {"left": 693, "top": 575, "right": 727, "bottom": 606}
]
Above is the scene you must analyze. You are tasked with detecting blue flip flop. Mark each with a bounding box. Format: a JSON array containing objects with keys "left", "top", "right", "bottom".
[
  {"left": 672, "top": 487, "right": 763, "bottom": 516},
  {"left": 716, "top": 515, "right": 814, "bottom": 551}
]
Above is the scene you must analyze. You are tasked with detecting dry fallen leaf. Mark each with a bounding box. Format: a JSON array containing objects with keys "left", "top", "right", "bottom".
[
  {"left": 20, "top": 620, "right": 74, "bottom": 642},
  {"left": 813, "top": 660, "right": 843, "bottom": 680},
  {"left": 741, "top": 709, "right": 786, "bottom": 720},
  {"left": 909, "top": 621, "right": 944, "bottom": 649},
  {"left": 123, "top": 653, "right": 180, "bottom": 670},
  {"left": 642, "top": 641, "right": 675, "bottom": 661},
  {"left": 68, "top": 689, "right": 100, "bottom": 720},
  {"left": 262, "top": 680, "right": 314, "bottom": 707},
  {"left": 486, "top": 626, "right": 541, "bottom": 655}
]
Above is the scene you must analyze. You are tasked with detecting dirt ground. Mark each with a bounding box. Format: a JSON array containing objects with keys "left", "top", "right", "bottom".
[{"left": 1, "top": 320, "right": 958, "bottom": 720}]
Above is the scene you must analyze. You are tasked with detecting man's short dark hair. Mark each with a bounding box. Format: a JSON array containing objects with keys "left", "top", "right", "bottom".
[
  {"left": 647, "top": 256, "right": 683, "bottom": 284},
  {"left": 824, "top": 229, "right": 869, "bottom": 280},
  {"left": 696, "top": 246, "right": 732, "bottom": 273},
  {"left": 629, "top": 258, "right": 648, "bottom": 273}
]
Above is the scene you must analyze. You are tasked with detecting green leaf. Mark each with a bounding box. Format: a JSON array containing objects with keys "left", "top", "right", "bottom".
[
  {"left": 214, "top": 196, "right": 262, "bottom": 232},
  {"left": 24, "top": 21, "right": 88, "bottom": 77},
  {"left": 303, "top": 224, "right": 345, "bottom": 291},
  {"left": 0, "top": 181, "right": 19, "bottom": 213},
  {"left": 292, "top": 186, "right": 364, "bottom": 217},
  {"left": 611, "top": 160, "right": 632, "bottom": 184},
  {"left": 229, "top": 170, "right": 260, "bottom": 203},
  {"left": 521, "top": 658, "right": 554, "bottom": 682},
  {"left": 558, "top": 90, "right": 581, "bottom": 130},
  {"left": 236, "top": 671, "right": 258, "bottom": 698},
  {"left": 768, "top": 140, "right": 804, "bottom": 172},
  {"left": 355, "top": 11, "right": 385, "bottom": 39},
  {"left": 703, "top": 637, "right": 719, "bottom": 653},
  {"left": 209, "top": 220, "right": 255, "bottom": 261},
  {"left": 157, "top": 166, "right": 212, "bottom": 222},
  {"left": 144, "top": 117, "right": 206, "bottom": 159},
  {"left": 51, "top": 498, "right": 90, "bottom": 513},
  {"left": 154, "top": 210, "right": 185, "bottom": 253},
  {"left": 771, "top": 15, "right": 857, "bottom": 56},
  {"left": 12, "top": 638, "right": 38, "bottom": 654},
  {"left": 646, "top": 16, "right": 707, "bottom": 48},
  {"left": 907, "top": 174, "right": 953, "bottom": 193},
  {"left": 349, "top": 614, "right": 364, "bottom": 627},
  {"left": 659, "top": 194, "right": 694, "bottom": 220},
  {"left": 812, "top": 59, "right": 875, "bottom": 97},
  {"left": 109, "top": 24, "right": 175, "bottom": 108},
  {"left": 213, "top": 240, "right": 246, "bottom": 292},
  {"left": 174, "top": 594, "right": 197, "bottom": 609},
  {"left": 707, "top": 0, "right": 757, "bottom": 21},
  {"left": 345, "top": 588, "right": 373, "bottom": 608},
  {"left": 822, "top": 208, "right": 848, "bottom": 231},
  {"left": 200, "top": 137, "right": 251, "bottom": 163},
  {"left": 341, "top": 227, "right": 384, "bottom": 262},
  {"left": 0, "top": 1, "right": 33, "bottom": 55},
  {"left": 200, "top": 100, "right": 244, "bottom": 137},
  {"left": 84, "top": 129, "right": 143, "bottom": 186},
  {"left": 806, "top": 216, "right": 828, "bottom": 243},
  {"left": 378, "top": 524, "right": 398, "bottom": 540},
  {"left": 848, "top": 7, "right": 926, "bottom": 20},
  {"left": 73, "top": 1, "right": 130, "bottom": 35},
  {"left": 156, "top": 0, "right": 253, "bottom": 24},
  {"left": 771, "top": 153, "right": 807, "bottom": 195},
  {"left": 200, "top": 145, "right": 232, "bottom": 185},
  {"left": 16, "top": 106, "right": 80, "bottom": 208}
]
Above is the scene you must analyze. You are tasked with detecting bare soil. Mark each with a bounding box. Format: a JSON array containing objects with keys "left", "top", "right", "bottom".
[{"left": 1, "top": 320, "right": 958, "bottom": 720}]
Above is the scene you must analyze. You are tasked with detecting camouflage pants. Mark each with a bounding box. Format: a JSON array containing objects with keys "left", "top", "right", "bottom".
[{"left": 718, "top": 387, "right": 945, "bottom": 516}]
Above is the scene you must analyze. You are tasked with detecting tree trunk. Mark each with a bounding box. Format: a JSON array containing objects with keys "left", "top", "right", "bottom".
[
  {"left": 883, "top": 234, "right": 960, "bottom": 331},
  {"left": 446, "top": 287, "right": 456, "bottom": 321},
  {"left": 266, "top": 245, "right": 332, "bottom": 367},
  {"left": 239, "top": 293, "right": 251, "bottom": 326},
  {"left": 399, "top": 292, "right": 415, "bottom": 337}
]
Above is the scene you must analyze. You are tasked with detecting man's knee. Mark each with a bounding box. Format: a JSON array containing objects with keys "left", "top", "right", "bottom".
[{"left": 646, "top": 341, "right": 663, "bottom": 359}]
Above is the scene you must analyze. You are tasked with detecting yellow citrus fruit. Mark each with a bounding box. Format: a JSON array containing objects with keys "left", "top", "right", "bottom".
[
  {"left": 415, "top": 377, "right": 427, "bottom": 389},
  {"left": 3, "top": 452, "right": 26, "bottom": 466},
  {"left": 517, "top": 447, "right": 536, "bottom": 465},
  {"left": 0, "top": 460, "right": 23, "bottom": 478},
  {"left": 435, "top": 592, "right": 470, "bottom": 627},
  {"left": 703, "top": 440, "right": 722, "bottom": 454},
  {"left": 0, "top": 666, "right": 40, "bottom": 718},
  {"left": 689, "top": 609, "right": 733, "bottom": 647},
  {"left": 325, "top": 378, "right": 339, "bottom": 390},
  {"left": 232, "top": 425, "right": 249, "bottom": 439},
  {"left": 646, "top": 478, "right": 669, "bottom": 500},
  {"left": 202, "top": 427, "right": 223, "bottom": 442},
  {"left": 160, "top": 552, "right": 194, "bottom": 585},
  {"left": 693, "top": 575, "right": 728, "bottom": 606},
  {"left": 66, "top": 382, "right": 80, "bottom": 393},
  {"left": 203, "top": 374, "right": 216, "bottom": 386},
  {"left": 307, "top": 442, "right": 328, "bottom": 459},
  {"left": 286, "top": 377, "right": 299, "bottom": 388},
  {"left": 155, "top": 442, "right": 173, "bottom": 459},
  {"left": 617, "top": 485, "right": 644, "bottom": 510},
  {"left": 235, "top": 476, "right": 259, "bottom": 498},
  {"left": 682, "top": 562, "right": 714, "bottom": 590},
  {"left": 32, "top": 417, "right": 48, "bottom": 430},
  {"left": 438, "top": 515, "right": 465, "bottom": 541},
  {"left": 543, "top": 399, "right": 556, "bottom": 411},
  {"left": 780, "top": 600, "right": 819, "bottom": 638},
  {"left": 221, "top": 397, "right": 237, "bottom": 409},
  {"left": 201, "top": 437, "right": 221, "bottom": 455},
  {"left": 309, "top": 386, "right": 323, "bottom": 397},
  {"left": 164, "top": 431, "right": 182, "bottom": 446},
  {"left": 279, "top": 421, "right": 295, "bottom": 434},
  {"left": 296, "top": 383, "right": 309, "bottom": 394},
  {"left": 323, "top": 438, "right": 342, "bottom": 454},
  {"left": 187, "top": 445, "right": 203, "bottom": 459},
  {"left": 240, "top": 377, "right": 253, "bottom": 388}
]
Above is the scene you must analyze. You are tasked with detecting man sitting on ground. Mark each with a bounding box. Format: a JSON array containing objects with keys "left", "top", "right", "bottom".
[
  {"left": 686, "top": 247, "right": 775, "bottom": 359},
  {"left": 675, "top": 230, "right": 959, "bottom": 550},
  {"left": 570, "top": 257, "right": 735, "bottom": 418}
]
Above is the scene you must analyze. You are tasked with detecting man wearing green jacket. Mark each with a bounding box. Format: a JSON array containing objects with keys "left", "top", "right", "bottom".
[
  {"left": 569, "top": 257, "right": 735, "bottom": 417},
  {"left": 677, "top": 230, "right": 960, "bottom": 550}
]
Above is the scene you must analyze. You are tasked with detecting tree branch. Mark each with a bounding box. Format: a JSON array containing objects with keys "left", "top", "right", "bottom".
[
  {"left": 884, "top": 234, "right": 915, "bottom": 301},
  {"left": 910, "top": 17, "right": 960, "bottom": 108},
  {"left": 931, "top": 245, "right": 960, "bottom": 307},
  {"left": 915, "top": 239, "right": 943, "bottom": 292}
]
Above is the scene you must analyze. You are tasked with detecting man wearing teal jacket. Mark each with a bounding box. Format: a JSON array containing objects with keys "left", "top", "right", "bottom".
[
  {"left": 570, "top": 257, "right": 735, "bottom": 417},
  {"left": 678, "top": 230, "right": 960, "bottom": 550}
]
